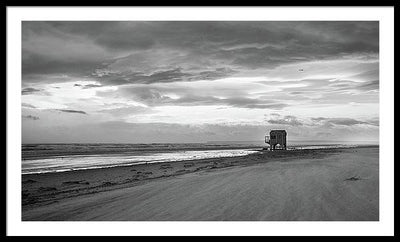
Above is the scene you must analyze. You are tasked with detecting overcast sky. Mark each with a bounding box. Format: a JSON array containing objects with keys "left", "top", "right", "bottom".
[{"left": 21, "top": 21, "right": 379, "bottom": 144}]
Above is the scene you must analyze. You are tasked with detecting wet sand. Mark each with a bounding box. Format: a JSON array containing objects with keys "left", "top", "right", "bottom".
[{"left": 22, "top": 146, "right": 379, "bottom": 221}]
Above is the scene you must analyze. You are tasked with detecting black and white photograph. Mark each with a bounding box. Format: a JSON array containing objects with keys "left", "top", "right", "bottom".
[{"left": 6, "top": 6, "right": 394, "bottom": 236}]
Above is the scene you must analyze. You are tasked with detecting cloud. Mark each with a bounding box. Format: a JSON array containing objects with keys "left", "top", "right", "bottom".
[
  {"left": 311, "top": 117, "right": 370, "bottom": 126},
  {"left": 83, "top": 84, "right": 103, "bottom": 88},
  {"left": 22, "top": 21, "right": 379, "bottom": 85},
  {"left": 22, "top": 22, "right": 111, "bottom": 78},
  {"left": 22, "top": 115, "right": 39, "bottom": 120},
  {"left": 22, "top": 87, "right": 41, "bottom": 95},
  {"left": 367, "top": 117, "right": 379, "bottom": 126},
  {"left": 267, "top": 115, "right": 303, "bottom": 126},
  {"left": 48, "top": 21, "right": 378, "bottom": 53},
  {"left": 117, "top": 87, "right": 289, "bottom": 109},
  {"left": 22, "top": 52, "right": 105, "bottom": 78},
  {"left": 355, "top": 80, "right": 379, "bottom": 91},
  {"left": 265, "top": 114, "right": 378, "bottom": 128},
  {"left": 94, "top": 67, "right": 237, "bottom": 86},
  {"left": 315, "top": 132, "right": 333, "bottom": 138},
  {"left": 98, "top": 106, "right": 153, "bottom": 117},
  {"left": 347, "top": 69, "right": 378, "bottom": 82},
  {"left": 74, "top": 83, "right": 103, "bottom": 89},
  {"left": 329, "top": 79, "right": 379, "bottom": 93},
  {"left": 22, "top": 103, "right": 37, "bottom": 109},
  {"left": 193, "top": 67, "right": 238, "bottom": 80},
  {"left": 56, "top": 109, "right": 87, "bottom": 115},
  {"left": 109, "top": 82, "right": 290, "bottom": 110},
  {"left": 257, "top": 76, "right": 379, "bottom": 106}
]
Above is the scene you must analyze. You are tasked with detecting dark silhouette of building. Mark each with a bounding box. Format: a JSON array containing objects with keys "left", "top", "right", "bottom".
[{"left": 265, "top": 130, "right": 287, "bottom": 150}]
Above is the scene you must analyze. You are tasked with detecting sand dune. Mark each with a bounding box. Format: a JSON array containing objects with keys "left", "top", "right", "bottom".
[{"left": 22, "top": 147, "right": 378, "bottom": 221}]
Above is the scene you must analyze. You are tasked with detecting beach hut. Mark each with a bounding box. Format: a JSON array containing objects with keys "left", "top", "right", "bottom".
[{"left": 265, "top": 130, "right": 287, "bottom": 150}]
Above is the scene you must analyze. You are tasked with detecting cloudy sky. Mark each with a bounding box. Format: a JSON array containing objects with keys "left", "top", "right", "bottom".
[{"left": 21, "top": 21, "right": 379, "bottom": 144}]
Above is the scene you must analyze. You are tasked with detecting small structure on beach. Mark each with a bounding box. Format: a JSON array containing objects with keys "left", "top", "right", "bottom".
[{"left": 265, "top": 130, "right": 287, "bottom": 150}]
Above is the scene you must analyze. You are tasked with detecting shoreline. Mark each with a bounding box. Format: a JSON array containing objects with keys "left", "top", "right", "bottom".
[
  {"left": 22, "top": 144, "right": 263, "bottom": 161},
  {"left": 22, "top": 148, "right": 259, "bottom": 175},
  {"left": 22, "top": 144, "right": 378, "bottom": 175},
  {"left": 22, "top": 143, "right": 378, "bottom": 161},
  {"left": 22, "top": 146, "right": 379, "bottom": 221}
]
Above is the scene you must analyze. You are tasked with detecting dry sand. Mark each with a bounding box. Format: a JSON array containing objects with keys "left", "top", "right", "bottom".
[{"left": 22, "top": 146, "right": 379, "bottom": 221}]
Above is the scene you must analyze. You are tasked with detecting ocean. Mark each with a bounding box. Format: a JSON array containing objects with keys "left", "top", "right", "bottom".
[{"left": 22, "top": 142, "right": 377, "bottom": 174}]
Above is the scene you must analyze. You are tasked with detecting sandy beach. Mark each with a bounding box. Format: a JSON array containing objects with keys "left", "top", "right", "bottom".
[{"left": 22, "top": 146, "right": 379, "bottom": 221}]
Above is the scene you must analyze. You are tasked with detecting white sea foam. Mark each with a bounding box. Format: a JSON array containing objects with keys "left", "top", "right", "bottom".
[{"left": 22, "top": 149, "right": 260, "bottom": 175}]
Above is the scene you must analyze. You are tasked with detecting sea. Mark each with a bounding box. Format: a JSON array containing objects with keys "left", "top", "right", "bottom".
[{"left": 21, "top": 141, "right": 377, "bottom": 175}]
